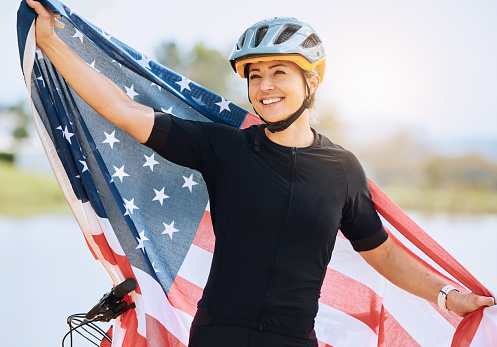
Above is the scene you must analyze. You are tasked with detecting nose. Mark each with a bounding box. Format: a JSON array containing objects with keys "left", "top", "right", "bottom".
[{"left": 259, "top": 76, "right": 275, "bottom": 91}]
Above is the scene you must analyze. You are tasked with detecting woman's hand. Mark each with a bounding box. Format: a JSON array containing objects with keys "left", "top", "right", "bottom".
[
  {"left": 447, "top": 290, "right": 495, "bottom": 317},
  {"left": 26, "top": 0, "right": 61, "bottom": 49}
]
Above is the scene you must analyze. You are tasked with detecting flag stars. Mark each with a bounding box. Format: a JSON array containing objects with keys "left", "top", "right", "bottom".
[
  {"left": 152, "top": 187, "right": 169, "bottom": 206},
  {"left": 152, "top": 262, "right": 160, "bottom": 273},
  {"left": 35, "top": 48, "right": 44, "bottom": 60},
  {"left": 161, "top": 107, "right": 173, "bottom": 114},
  {"left": 36, "top": 75, "right": 45, "bottom": 88},
  {"left": 123, "top": 198, "right": 139, "bottom": 216},
  {"left": 138, "top": 54, "right": 152, "bottom": 69},
  {"left": 143, "top": 153, "right": 159, "bottom": 171},
  {"left": 112, "top": 165, "right": 129, "bottom": 182},
  {"left": 151, "top": 82, "right": 161, "bottom": 91},
  {"left": 216, "top": 98, "right": 231, "bottom": 113},
  {"left": 182, "top": 174, "right": 198, "bottom": 192},
  {"left": 125, "top": 84, "right": 139, "bottom": 99},
  {"left": 103, "top": 130, "right": 120, "bottom": 149},
  {"left": 79, "top": 159, "right": 88, "bottom": 172},
  {"left": 58, "top": 125, "right": 74, "bottom": 144},
  {"left": 73, "top": 28, "right": 84, "bottom": 43},
  {"left": 88, "top": 60, "right": 100, "bottom": 72},
  {"left": 176, "top": 77, "right": 191, "bottom": 93},
  {"left": 136, "top": 230, "right": 149, "bottom": 251},
  {"left": 102, "top": 31, "right": 113, "bottom": 41},
  {"left": 162, "top": 221, "right": 178, "bottom": 238}
]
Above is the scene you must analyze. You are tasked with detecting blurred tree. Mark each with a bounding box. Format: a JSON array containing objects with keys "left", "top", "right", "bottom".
[
  {"left": 424, "top": 154, "right": 497, "bottom": 190},
  {"left": 154, "top": 41, "right": 248, "bottom": 107},
  {"left": 0, "top": 101, "right": 31, "bottom": 155}
]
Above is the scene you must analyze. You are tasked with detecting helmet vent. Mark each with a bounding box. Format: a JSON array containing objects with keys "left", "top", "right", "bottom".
[
  {"left": 255, "top": 26, "right": 269, "bottom": 47},
  {"left": 301, "top": 34, "right": 321, "bottom": 48},
  {"left": 237, "top": 30, "right": 247, "bottom": 50},
  {"left": 274, "top": 24, "right": 302, "bottom": 45}
]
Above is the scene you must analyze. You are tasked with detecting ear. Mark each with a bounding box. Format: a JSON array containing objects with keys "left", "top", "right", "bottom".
[{"left": 308, "top": 73, "right": 321, "bottom": 95}]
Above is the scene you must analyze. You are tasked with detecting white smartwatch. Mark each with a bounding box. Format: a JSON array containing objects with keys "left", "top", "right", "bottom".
[{"left": 438, "top": 285, "right": 460, "bottom": 312}]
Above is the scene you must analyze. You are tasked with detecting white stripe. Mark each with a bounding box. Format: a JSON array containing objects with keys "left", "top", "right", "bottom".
[
  {"left": 382, "top": 283, "right": 454, "bottom": 347},
  {"left": 82, "top": 202, "right": 125, "bottom": 256},
  {"left": 177, "top": 244, "right": 213, "bottom": 289},
  {"left": 133, "top": 267, "right": 191, "bottom": 345},
  {"left": 330, "top": 237, "right": 455, "bottom": 346},
  {"left": 315, "top": 302, "right": 378, "bottom": 347},
  {"left": 469, "top": 305, "right": 497, "bottom": 346},
  {"left": 330, "top": 237, "right": 388, "bottom": 295}
]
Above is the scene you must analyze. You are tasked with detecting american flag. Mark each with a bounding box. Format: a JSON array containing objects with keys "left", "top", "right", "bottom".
[{"left": 17, "top": 0, "right": 496, "bottom": 346}]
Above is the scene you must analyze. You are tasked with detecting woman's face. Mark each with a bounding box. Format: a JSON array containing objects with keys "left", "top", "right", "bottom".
[{"left": 248, "top": 60, "right": 307, "bottom": 123}]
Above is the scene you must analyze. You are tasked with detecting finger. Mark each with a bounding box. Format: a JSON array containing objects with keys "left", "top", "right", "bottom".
[{"left": 54, "top": 18, "right": 65, "bottom": 29}]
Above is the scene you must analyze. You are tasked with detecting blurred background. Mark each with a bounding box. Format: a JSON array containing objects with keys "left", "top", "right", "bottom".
[{"left": 1, "top": 0, "right": 496, "bottom": 345}]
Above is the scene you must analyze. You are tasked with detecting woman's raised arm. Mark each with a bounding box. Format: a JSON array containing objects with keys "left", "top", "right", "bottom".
[{"left": 27, "top": 0, "right": 154, "bottom": 143}]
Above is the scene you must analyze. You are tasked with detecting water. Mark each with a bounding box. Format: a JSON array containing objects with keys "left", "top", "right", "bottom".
[{"left": 0, "top": 213, "right": 496, "bottom": 346}]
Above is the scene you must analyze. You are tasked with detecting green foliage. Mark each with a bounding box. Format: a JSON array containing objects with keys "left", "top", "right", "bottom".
[
  {"left": 0, "top": 161, "right": 70, "bottom": 216},
  {"left": 155, "top": 41, "right": 241, "bottom": 103}
]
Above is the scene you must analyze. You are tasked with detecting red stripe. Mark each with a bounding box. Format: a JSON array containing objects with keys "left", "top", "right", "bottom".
[
  {"left": 320, "top": 268, "right": 383, "bottom": 334},
  {"left": 320, "top": 268, "right": 420, "bottom": 346},
  {"left": 169, "top": 275, "right": 203, "bottom": 317},
  {"left": 144, "top": 314, "right": 187, "bottom": 347},
  {"left": 240, "top": 112, "right": 262, "bottom": 129},
  {"left": 191, "top": 210, "right": 215, "bottom": 253},
  {"left": 120, "top": 307, "right": 147, "bottom": 347},
  {"left": 377, "top": 305, "right": 421, "bottom": 347},
  {"left": 317, "top": 341, "right": 333, "bottom": 347}
]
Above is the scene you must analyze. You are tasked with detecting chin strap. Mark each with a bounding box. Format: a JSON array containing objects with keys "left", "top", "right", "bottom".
[{"left": 246, "top": 67, "right": 313, "bottom": 151}]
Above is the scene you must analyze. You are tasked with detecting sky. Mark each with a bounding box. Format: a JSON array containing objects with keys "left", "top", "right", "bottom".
[{"left": 3, "top": 0, "right": 497, "bottom": 141}]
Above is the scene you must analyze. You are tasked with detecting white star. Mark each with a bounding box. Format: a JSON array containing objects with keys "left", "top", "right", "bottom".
[
  {"left": 36, "top": 75, "right": 45, "bottom": 88},
  {"left": 123, "top": 198, "right": 139, "bottom": 216},
  {"left": 162, "top": 221, "right": 178, "bottom": 238},
  {"left": 193, "top": 95, "right": 206, "bottom": 106},
  {"left": 152, "top": 187, "right": 169, "bottom": 206},
  {"left": 112, "top": 60, "right": 122, "bottom": 68},
  {"left": 35, "top": 49, "right": 44, "bottom": 60},
  {"left": 182, "top": 174, "right": 198, "bottom": 192},
  {"left": 88, "top": 60, "right": 100, "bottom": 72},
  {"left": 138, "top": 54, "right": 152, "bottom": 69},
  {"left": 103, "top": 130, "right": 120, "bottom": 149},
  {"left": 215, "top": 98, "right": 231, "bottom": 113},
  {"left": 143, "top": 153, "right": 159, "bottom": 171},
  {"left": 151, "top": 82, "right": 161, "bottom": 91},
  {"left": 61, "top": 125, "right": 74, "bottom": 144},
  {"left": 152, "top": 262, "right": 160, "bottom": 273},
  {"left": 136, "top": 230, "right": 149, "bottom": 251},
  {"left": 112, "top": 165, "right": 129, "bottom": 182},
  {"left": 79, "top": 160, "right": 88, "bottom": 172},
  {"left": 176, "top": 76, "right": 191, "bottom": 92},
  {"left": 161, "top": 107, "right": 173, "bottom": 114},
  {"left": 125, "top": 84, "right": 139, "bottom": 99},
  {"left": 102, "top": 31, "right": 112, "bottom": 41},
  {"left": 73, "top": 28, "right": 84, "bottom": 43}
]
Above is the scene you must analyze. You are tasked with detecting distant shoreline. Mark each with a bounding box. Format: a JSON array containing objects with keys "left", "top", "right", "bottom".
[{"left": 1, "top": 161, "right": 496, "bottom": 217}]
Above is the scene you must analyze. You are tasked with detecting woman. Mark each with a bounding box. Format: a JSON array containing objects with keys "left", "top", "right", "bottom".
[{"left": 27, "top": 1, "right": 494, "bottom": 346}]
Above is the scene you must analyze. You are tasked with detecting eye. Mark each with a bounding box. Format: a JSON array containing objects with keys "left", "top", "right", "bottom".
[
  {"left": 249, "top": 73, "right": 261, "bottom": 80},
  {"left": 274, "top": 70, "right": 286, "bottom": 75}
]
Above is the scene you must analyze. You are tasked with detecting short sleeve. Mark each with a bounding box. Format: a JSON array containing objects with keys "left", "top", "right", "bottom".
[
  {"left": 143, "top": 111, "right": 215, "bottom": 172},
  {"left": 339, "top": 152, "right": 388, "bottom": 252}
]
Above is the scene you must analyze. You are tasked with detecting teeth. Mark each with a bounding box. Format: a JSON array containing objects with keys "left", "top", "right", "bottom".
[{"left": 262, "top": 98, "right": 282, "bottom": 105}]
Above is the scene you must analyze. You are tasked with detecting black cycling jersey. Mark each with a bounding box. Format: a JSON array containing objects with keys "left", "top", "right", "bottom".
[{"left": 145, "top": 111, "right": 388, "bottom": 339}]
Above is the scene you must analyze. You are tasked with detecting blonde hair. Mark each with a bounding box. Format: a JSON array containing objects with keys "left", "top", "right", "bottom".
[{"left": 303, "top": 66, "right": 320, "bottom": 109}]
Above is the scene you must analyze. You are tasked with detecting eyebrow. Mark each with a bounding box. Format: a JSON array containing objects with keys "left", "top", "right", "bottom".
[{"left": 249, "top": 63, "right": 289, "bottom": 73}]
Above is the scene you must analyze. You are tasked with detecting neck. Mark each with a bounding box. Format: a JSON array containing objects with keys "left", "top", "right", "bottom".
[{"left": 264, "top": 111, "right": 314, "bottom": 148}]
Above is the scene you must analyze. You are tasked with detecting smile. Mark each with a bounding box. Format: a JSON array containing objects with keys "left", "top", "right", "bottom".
[{"left": 261, "top": 97, "right": 283, "bottom": 105}]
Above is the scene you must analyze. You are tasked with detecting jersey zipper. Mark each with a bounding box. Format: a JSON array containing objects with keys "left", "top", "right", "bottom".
[{"left": 259, "top": 147, "right": 298, "bottom": 330}]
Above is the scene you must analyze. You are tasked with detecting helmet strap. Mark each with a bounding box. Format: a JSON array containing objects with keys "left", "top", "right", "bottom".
[{"left": 257, "top": 71, "right": 312, "bottom": 133}]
